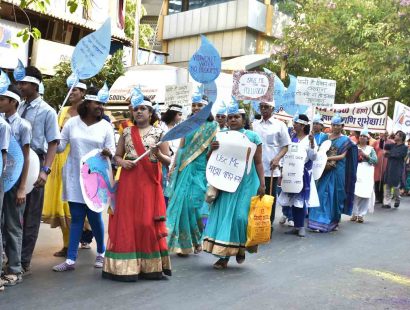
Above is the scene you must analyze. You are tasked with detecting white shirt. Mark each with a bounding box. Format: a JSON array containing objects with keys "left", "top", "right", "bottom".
[
  {"left": 253, "top": 116, "right": 291, "bottom": 177},
  {"left": 58, "top": 116, "right": 116, "bottom": 204}
]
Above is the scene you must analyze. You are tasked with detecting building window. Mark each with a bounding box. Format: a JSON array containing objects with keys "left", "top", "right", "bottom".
[{"left": 168, "top": 0, "right": 237, "bottom": 14}]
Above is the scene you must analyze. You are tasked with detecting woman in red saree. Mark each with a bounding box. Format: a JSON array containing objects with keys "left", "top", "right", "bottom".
[{"left": 103, "top": 92, "right": 172, "bottom": 281}]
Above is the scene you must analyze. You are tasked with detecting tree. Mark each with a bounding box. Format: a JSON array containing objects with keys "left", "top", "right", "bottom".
[
  {"left": 267, "top": 0, "right": 410, "bottom": 108},
  {"left": 43, "top": 49, "right": 125, "bottom": 109},
  {"left": 125, "top": 1, "right": 155, "bottom": 49}
]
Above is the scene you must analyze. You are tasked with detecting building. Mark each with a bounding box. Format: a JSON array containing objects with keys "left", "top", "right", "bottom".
[
  {"left": 144, "top": 0, "right": 292, "bottom": 67},
  {"left": 0, "top": 0, "right": 131, "bottom": 74}
]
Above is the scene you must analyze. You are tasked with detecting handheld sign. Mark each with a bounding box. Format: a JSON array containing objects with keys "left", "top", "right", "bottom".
[
  {"left": 295, "top": 76, "right": 336, "bottom": 108},
  {"left": 281, "top": 143, "right": 307, "bottom": 194},
  {"left": 189, "top": 35, "right": 221, "bottom": 83},
  {"left": 0, "top": 70, "right": 11, "bottom": 94},
  {"left": 206, "top": 131, "right": 256, "bottom": 193},
  {"left": 13, "top": 59, "right": 25, "bottom": 81},
  {"left": 25, "top": 149, "right": 40, "bottom": 194},
  {"left": 312, "top": 139, "right": 331, "bottom": 181},
  {"left": 71, "top": 18, "right": 112, "bottom": 79},
  {"left": 3, "top": 136, "right": 24, "bottom": 192},
  {"left": 80, "top": 149, "right": 117, "bottom": 213},
  {"left": 232, "top": 71, "right": 274, "bottom": 102}
]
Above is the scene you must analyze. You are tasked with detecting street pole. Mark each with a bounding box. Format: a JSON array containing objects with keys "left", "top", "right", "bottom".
[{"left": 131, "top": 0, "right": 141, "bottom": 66}]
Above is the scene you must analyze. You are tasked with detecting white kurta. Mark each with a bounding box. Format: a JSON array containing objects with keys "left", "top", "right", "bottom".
[
  {"left": 58, "top": 116, "right": 115, "bottom": 204},
  {"left": 278, "top": 135, "right": 319, "bottom": 208}
]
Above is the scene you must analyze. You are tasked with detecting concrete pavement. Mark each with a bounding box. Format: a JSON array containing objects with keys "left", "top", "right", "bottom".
[{"left": 1, "top": 200, "right": 410, "bottom": 310}]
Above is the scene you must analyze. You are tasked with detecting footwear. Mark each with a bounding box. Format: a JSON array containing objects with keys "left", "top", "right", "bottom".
[
  {"left": 194, "top": 245, "right": 202, "bottom": 254},
  {"left": 177, "top": 253, "right": 189, "bottom": 257},
  {"left": 382, "top": 204, "right": 391, "bottom": 209},
  {"left": 94, "top": 255, "right": 104, "bottom": 268},
  {"left": 1, "top": 274, "right": 23, "bottom": 286},
  {"left": 213, "top": 258, "right": 228, "bottom": 270},
  {"left": 80, "top": 242, "right": 91, "bottom": 249},
  {"left": 350, "top": 215, "right": 358, "bottom": 222},
  {"left": 297, "top": 227, "right": 306, "bottom": 237},
  {"left": 279, "top": 216, "right": 287, "bottom": 225},
  {"left": 22, "top": 265, "right": 31, "bottom": 276},
  {"left": 53, "top": 247, "right": 68, "bottom": 257},
  {"left": 287, "top": 220, "right": 295, "bottom": 227},
  {"left": 394, "top": 203, "right": 400, "bottom": 208},
  {"left": 53, "top": 262, "right": 75, "bottom": 272},
  {"left": 357, "top": 216, "right": 364, "bottom": 223},
  {"left": 236, "top": 254, "right": 245, "bottom": 264},
  {"left": 285, "top": 228, "right": 298, "bottom": 235}
]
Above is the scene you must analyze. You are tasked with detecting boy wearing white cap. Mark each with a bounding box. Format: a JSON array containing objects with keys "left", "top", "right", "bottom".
[{"left": 17, "top": 66, "right": 60, "bottom": 274}]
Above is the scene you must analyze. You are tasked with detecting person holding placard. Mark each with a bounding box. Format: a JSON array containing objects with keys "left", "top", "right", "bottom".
[
  {"left": 42, "top": 81, "right": 87, "bottom": 258},
  {"left": 0, "top": 85, "right": 32, "bottom": 287},
  {"left": 0, "top": 113, "right": 11, "bottom": 292},
  {"left": 252, "top": 100, "right": 291, "bottom": 228},
  {"left": 166, "top": 94, "right": 218, "bottom": 256},
  {"left": 17, "top": 66, "right": 60, "bottom": 275},
  {"left": 203, "top": 103, "right": 265, "bottom": 269},
  {"left": 103, "top": 93, "right": 172, "bottom": 281},
  {"left": 52, "top": 87, "right": 115, "bottom": 272},
  {"left": 351, "top": 128, "right": 377, "bottom": 223},
  {"left": 278, "top": 114, "right": 318, "bottom": 237},
  {"left": 308, "top": 114, "right": 358, "bottom": 233},
  {"left": 312, "top": 113, "right": 328, "bottom": 147}
]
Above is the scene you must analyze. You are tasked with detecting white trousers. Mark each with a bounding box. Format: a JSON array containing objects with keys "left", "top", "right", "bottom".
[{"left": 353, "top": 195, "right": 371, "bottom": 216}]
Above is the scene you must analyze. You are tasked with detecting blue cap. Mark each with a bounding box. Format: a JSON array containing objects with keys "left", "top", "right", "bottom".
[
  {"left": 360, "top": 126, "right": 370, "bottom": 137},
  {"left": 216, "top": 102, "right": 227, "bottom": 115},
  {"left": 227, "top": 96, "right": 239, "bottom": 115},
  {"left": 331, "top": 113, "right": 344, "bottom": 125},
  {"left": 39, "top": 82, "right": 45, "bottom": 95},
  {"left": 293, "top": 114, "right": 309, "bottom": 125},
  {"left": 130, "top": 87, "right": 152, "bottom": 109},
  {"left": 97, "top": 82, "right": 109, "bottom": 104}
]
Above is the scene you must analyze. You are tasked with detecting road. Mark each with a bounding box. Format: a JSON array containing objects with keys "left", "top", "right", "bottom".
[{"left": 1, "top": 201, "right": 410, "bottom": 310}]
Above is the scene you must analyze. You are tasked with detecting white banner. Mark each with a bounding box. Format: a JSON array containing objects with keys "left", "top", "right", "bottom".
[
  {"left": 281, "top": 143, "right": 306, "bottom": 194},
  {"left": 392, "top": 101, "right": 410, "bottom": 137},
  {"left": 165, "top": 84, "right": 191, "bottom": 114},
  {"left": 314, "top": 98, "right": 388, "bottom": 133},
  {"left": 206, "top": 131, "right": 256, "bottom": 193},
  {"left": 0, "top": 20, "right": 29, "bottom": 69},
  {"left": 296, "top": 76, "right": 336, "bottom": 108}
]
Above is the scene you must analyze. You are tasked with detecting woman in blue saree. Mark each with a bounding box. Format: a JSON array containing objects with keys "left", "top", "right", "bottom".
[
  {"left": 308, "top": 114, "right": 358, "bottom": 232},
  {"left": 203, "top": 104, "right": 265, "bottom": 269},
  {"left": 166, "top": 95, "right": 218, "bottom": 256}
]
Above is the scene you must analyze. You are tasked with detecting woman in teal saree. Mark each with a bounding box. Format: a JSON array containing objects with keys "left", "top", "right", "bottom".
[{"left": 166, "top": 95, "right": 218, "bottom": 256}]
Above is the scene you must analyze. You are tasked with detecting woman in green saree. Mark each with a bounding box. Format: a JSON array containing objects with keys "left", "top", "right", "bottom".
[{"left": 166, "top": 95, "right": 218, "bottom": 256}]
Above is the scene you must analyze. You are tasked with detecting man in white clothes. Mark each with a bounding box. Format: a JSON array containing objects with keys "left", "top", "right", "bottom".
[{"left": 253, "top": 100, "right": 291, "bottom": 229}]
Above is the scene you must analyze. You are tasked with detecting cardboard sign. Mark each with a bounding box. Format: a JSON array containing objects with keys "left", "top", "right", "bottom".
[
  {"left": 281, "top": 143, "right": 306, "bottom": 193},
  {"left": 232, "top": 71, "right": 274, "bottom": 102},
  {"left": 206, "top": 131, "right": 256, "bottom": 193},
  {"left": 392, "top": 101, "right": 410, "bottom": 137},
  {"left": 315, "top": 98, "right": 388, "bottom": 133},
  {"left": 80, "top": 149, "right": 116, "bottom": 213},
  {"left": 188, "top": 35, "right": 221, "bottom": 83},
  {"left": 3, "top": 136, "right": 23, "bottom": 192},
  {"left": 295, "top": 76, "right": 336, "bottom": 108},
  {"left": 165, "top": 84, "right": 190, "bottom": 109}
]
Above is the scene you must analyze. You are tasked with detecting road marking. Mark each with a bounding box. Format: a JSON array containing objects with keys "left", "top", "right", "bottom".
[{"left": 353, "top": 268, "right": 410, "bottom": 287}]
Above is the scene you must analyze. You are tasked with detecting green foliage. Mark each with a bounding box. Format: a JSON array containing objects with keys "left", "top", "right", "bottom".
[
  {"left": 268, "top": 0, "right": 410, "bottom": 110},
  {"left": 43, "top": 50, "right": 125, "bottom": 109},
  {"left": 277, "top": 0, "right": 299, "bottom": 15},
  {"left": 125, "top": 1, "right": 155, "bottom": 48}
]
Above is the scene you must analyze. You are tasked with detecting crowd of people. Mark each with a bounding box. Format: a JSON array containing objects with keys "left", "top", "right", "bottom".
[{"left": 0, "top": 65, "right": 408, "bottom": 291}]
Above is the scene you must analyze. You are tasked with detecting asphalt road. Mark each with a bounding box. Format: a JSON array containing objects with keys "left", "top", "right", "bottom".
[{"left": 1, "top": 201, "right": 410, "bottom": 310}]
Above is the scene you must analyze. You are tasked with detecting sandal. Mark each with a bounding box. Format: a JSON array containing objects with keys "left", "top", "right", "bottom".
[
  {"left": 350, "top": 215, "right": 358, "bottom": 222},
  {"left": 194, "top": 245, "right": 202, "bottom": 254},
  {"left": 213, "top": 258, "right": 228, "bottom": 270},
  {"left": 177, "top": 253, "right": 189, "bottom": 258},
  {"left": 236, "top": 254, "right": 245, "bottom": 264},
  {"left": 53, "top": 247, "right": 68, "bottom": 257},
  {"left": 357, "top": 216, "right": 364, "bottom": 223}
]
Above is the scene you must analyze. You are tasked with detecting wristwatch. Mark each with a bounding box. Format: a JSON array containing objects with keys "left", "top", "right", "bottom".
[{"left": 41, "top": 166, "right": 52, "bottom": 175}]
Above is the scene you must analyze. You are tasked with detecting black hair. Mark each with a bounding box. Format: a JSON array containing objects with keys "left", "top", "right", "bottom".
[
  {"left": 396, "top": 130, "right": 406, "bottom": 142},
  {"left": 25, "top": 66, "right": 43, "bottom": 82},
  {"left": 298, "top": 114, "right": 310, "bottom": 135},
  {"left": 7, "top": 84, "right": 22, "bottom": 108},
  {"left": 161, "top": 104, "right": 182, "bottom": 125},
  {"left": 78, "top": 86, "right": 100, "bottom": 119}
]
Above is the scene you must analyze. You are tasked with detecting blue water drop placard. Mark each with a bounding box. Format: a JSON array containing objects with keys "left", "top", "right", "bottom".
[
  {"left": 0, "top": 70, "right": 11, "bottom": 94},
  {"left": 71, "top": 18, "right": 112, "bottom": 79},
  {"left": 3, "top": 136, "right": 24, "bottom": 192},
  {"left": 189, "top": 35, "right": 221, "bottom": 83},
  {"left": 13, "top": 59, "right": 25, "bottom": 81}
]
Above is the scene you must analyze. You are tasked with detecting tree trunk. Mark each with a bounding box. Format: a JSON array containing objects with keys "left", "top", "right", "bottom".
[{"left": 349, "top": 87, "right": 365, "bottom": 103}]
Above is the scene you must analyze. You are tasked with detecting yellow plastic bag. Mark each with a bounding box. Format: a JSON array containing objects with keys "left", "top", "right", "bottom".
[{"left": 245, "top": 195, "right": 274, "bottom": 247}]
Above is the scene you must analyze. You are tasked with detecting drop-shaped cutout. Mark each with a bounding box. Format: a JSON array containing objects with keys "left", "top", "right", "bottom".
[
  {"left": 97, "top": 82, "right": 110, "bottom": 104},
  {"left": 13, "top": 59, "right": 25, "bottom": 82},
  {"left": 189, "top": 35, "right": 221, "bottom": 83},
  {"left": 66, "top": 73, "right": 79, "bottom": 88},
  {"left": 130, "top": 87, "right": 145, "bottom": 108},
  {"left": 0, "top": 70, "right": 11, "bottom": 94}
]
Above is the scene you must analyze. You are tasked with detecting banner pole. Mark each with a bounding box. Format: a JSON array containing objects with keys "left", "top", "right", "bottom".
[{"left": 132, "top": 141, "right": 163, "bottom": 164}]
